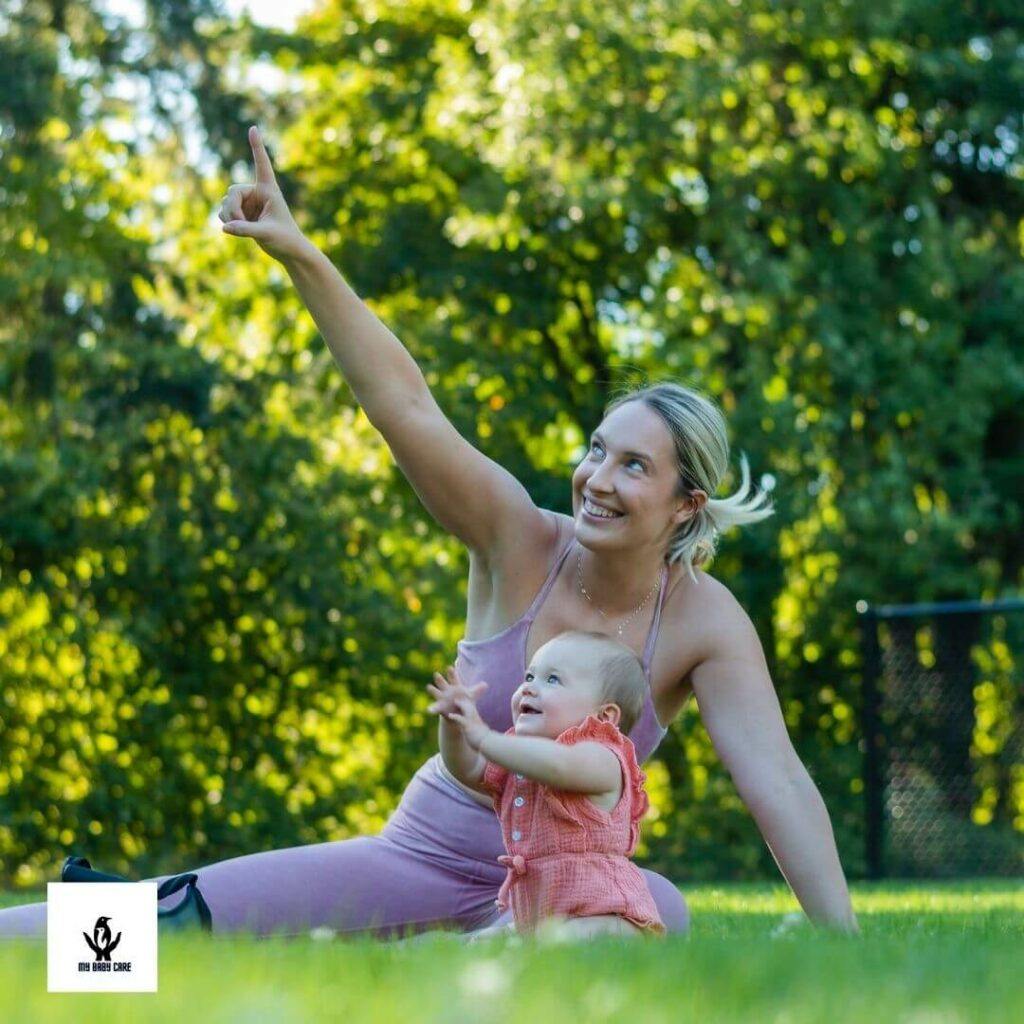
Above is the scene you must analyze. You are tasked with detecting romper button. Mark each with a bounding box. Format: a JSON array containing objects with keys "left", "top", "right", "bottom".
[
  {"left": 511, "top": 830, "right": 522, "bottom": 841},
  {"left": 513, "top": 796, "right": 525, "bottom": 808}
]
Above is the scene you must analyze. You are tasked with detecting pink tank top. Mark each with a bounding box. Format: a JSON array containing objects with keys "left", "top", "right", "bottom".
[{"left": 454, "top": 534, "right": 670, "bottom": 763}]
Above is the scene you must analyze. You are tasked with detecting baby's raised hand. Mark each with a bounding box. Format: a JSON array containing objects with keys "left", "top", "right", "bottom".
[
  {"left": 426, "top": 665, "right": 488, "bottom": 720},
  {"left": 445, "top": 693, "right": 489, "bottom": 750}
]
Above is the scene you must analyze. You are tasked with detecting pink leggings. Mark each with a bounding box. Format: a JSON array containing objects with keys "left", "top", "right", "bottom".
[{"left": 0, "top": 757, "right": 689, "bottom": 938}]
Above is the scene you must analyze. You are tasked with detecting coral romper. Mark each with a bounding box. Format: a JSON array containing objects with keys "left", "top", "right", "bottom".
[{"left": 481, "top": 715, "right": 665, "bottom": 935}]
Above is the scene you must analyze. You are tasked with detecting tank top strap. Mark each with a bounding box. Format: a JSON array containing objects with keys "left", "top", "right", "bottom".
[
  {"left": 641, "top": 562, "right": 670, "bottom": 674},
  {"left": 522, "top": 534, "right": 576, "bottom": 623}
]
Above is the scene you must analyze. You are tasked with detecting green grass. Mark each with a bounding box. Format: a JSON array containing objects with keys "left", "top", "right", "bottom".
[{"left": 2, "top": 881, "right": 1022, "bottom": 1023}]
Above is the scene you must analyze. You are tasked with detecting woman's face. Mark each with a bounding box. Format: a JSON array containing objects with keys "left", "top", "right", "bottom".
[{"left": 571, "top": 400, "right": 697, "bottom": 555}]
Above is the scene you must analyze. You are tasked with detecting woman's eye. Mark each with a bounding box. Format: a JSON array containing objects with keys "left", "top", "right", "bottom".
[
  {"left": 628, "top": 458, "right": 645, "bottom": 471},
  {"left": 589, "top": 442, "right": 603, "bottom": 455}
]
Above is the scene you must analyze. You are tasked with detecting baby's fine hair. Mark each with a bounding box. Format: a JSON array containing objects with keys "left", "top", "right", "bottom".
[{"left": 559, "top": 630, "right": 647, "bottom": 734}]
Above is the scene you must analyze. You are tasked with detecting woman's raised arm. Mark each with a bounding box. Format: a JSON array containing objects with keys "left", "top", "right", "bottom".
[
  {"left": 219, "top": 127, "right": 547, "bottom": 558},
  {"left": 688, "top": 595, "right": 860, "bottom": 933}
]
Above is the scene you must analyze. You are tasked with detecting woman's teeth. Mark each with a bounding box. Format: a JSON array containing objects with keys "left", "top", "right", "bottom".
[{"left": 584, "top": 498, "right": 623, "bottom": 519}]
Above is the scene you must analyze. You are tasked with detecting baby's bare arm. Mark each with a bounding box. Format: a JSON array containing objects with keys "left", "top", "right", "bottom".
[
  {"left": 476, "top": 733, "right": 620, "bottom": 796},
  {"left": 438, "top": 715, "right": 487, "bottom": 789},
  {"left": 428, "top": 669, "right": 488, "bottom": 790}
]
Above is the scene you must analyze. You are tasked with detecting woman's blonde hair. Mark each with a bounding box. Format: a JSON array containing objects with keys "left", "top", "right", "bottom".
[{"left": 605, "top": 381, "right": 774, "bottom": 579}]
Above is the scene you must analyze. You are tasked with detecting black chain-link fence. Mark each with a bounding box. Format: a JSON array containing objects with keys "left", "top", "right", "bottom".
[{"left": 859, "top": 599, "right": 1024, "bottom": 879}]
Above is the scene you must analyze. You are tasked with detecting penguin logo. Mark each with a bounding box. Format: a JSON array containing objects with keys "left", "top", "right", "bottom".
[{"left": 83, "top": 915, "right": 122, "bottom": 962}]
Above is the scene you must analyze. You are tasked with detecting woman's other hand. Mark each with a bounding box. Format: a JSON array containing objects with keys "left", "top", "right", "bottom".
[{"left": 218, "top": 126, "right": 311, "bottom": 264}]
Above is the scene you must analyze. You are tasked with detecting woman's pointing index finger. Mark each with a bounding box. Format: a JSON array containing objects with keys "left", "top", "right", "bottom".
[{"left": 249, "top": 125, "right": 277, "bottom": 186}]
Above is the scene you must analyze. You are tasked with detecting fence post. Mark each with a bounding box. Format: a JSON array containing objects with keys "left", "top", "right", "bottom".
[{"left": 858, "top": 601, "right": 885, "bottom": 880}]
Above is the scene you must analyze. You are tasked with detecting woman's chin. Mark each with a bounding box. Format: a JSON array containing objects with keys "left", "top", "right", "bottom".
[{"left": 574, "top": 520, "right": 631, "bottom": 550}]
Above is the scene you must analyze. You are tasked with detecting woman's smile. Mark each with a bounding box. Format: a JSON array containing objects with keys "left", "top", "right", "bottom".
[{"left": 582, "top": 496, "right": 625, "bottom": 522}]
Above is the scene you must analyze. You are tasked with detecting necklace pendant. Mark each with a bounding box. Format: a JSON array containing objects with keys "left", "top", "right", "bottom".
[{"left": 576, "top": 548, "right": 660, "bottom": 641}]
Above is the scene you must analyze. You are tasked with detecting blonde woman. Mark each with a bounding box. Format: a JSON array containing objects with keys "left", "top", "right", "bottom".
[{"left": 0, "top": 128, "right": 857, "bottom": 938}]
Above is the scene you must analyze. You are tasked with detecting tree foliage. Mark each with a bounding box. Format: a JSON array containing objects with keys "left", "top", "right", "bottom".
[{"left": 1, "top": 0, "right": 1021, "bottom": 885}]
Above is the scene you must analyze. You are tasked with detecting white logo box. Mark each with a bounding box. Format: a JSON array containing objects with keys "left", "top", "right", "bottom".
[{"left": 47, "top": 882, "right": 158, "bottom": 993}]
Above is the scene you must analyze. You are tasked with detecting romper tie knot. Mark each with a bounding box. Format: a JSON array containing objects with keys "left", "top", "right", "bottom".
[
  {"left": 495, "top": 854, "right": 527, "bottom": 909},
  {"left": 498, "top": 854, "right": 527, "bottom": 876}
]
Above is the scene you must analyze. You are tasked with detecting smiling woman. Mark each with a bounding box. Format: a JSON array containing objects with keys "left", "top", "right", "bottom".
[
  {"left": 0, "top": 127, "right": 859, "bottom": 939},
  {"left": 579, "top": 385, "right": 773, "bottom": 582}
]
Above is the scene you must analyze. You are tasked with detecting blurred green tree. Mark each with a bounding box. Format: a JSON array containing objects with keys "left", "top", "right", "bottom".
[{"left": 1, "top": 0, "right": 1021, "bottom": 885}]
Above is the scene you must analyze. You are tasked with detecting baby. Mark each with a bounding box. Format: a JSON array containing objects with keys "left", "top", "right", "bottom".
[{"left": 427, "top": 629, "right": 665, "bottom": 938}]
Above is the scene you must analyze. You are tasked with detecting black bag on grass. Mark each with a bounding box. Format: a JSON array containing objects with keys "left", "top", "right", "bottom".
[{"left": 60, "top": 855, "right": 213, "bottom": 933}]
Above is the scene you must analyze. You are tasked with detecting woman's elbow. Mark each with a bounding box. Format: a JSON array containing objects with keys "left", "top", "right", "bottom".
[{"left": 735, "top": 756, "right": 820, "bottom": 816}]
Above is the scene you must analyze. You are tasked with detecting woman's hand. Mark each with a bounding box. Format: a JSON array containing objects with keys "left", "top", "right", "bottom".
[
  {"left": 690, "top": 600, "right": 860, "bottom": 932},
  {"left": 218, "top": 126, "right": 311, "bottom": 264}
]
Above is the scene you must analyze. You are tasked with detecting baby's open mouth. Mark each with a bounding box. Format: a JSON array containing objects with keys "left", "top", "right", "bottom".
[{"left": 519, "top": 701, "right": 542, "bottom": 715}]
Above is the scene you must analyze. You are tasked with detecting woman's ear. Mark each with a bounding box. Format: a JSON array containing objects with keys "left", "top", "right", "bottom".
[{"left": 672, "top": 488, "right": 707, "bottom": 527}]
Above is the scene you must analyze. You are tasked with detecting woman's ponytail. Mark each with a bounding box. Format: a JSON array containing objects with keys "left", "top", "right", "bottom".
[{"left": 605, "top": 384, "right": 774, "bottom": 581}]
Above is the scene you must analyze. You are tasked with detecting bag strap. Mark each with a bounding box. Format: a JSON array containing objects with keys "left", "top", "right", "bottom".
[
  {"left": 61, "top": 855, "right": 127, "bottom": 883},
  {"left": 60, "top": 855, "right": 213, "bottom": 932},
  {"left": 156, "top": 872, "right": 213, "bottom": 931}
]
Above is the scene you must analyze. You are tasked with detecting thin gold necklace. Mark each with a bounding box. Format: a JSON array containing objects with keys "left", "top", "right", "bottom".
[{"left": 576, "top": 549, "right": 661, "bottom": 638}]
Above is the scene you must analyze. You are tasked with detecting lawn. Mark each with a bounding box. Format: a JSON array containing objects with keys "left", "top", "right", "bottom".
[{"left": 1, "top": 881, "right": 1021, "bottom": 1023}]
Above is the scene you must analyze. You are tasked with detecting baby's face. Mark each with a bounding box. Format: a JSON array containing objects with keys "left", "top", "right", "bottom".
[{"left": 511, "top": 637, "right": 607, "bottom": 739}]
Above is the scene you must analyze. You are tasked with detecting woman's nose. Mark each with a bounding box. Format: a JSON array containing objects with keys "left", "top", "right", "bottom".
[{"left": 587, "top": 460, "right": 615, "bottom": 492}]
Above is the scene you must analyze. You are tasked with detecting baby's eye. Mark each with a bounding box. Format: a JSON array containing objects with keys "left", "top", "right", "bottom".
[
  {"left": 546, "top": 674, "right": 560, "bottom": 685},
  {"left": 524, "top": 672, "right": 534, "bottom": 683}
]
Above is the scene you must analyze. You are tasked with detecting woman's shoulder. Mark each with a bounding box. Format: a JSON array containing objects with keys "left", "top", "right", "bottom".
[
  {"left": 547, "top": 511, "right": 576, "bottom": 544},
  {"left": 475, "top": 508, "right": 565, "bottom": 578},
  {"left": 661, "top": 564, "right": 761, "bottom": 663}
]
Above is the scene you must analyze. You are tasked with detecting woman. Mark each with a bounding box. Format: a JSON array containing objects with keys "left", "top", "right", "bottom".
[{"left": 0, "top": 128, "right": 858, "bottom": 938}]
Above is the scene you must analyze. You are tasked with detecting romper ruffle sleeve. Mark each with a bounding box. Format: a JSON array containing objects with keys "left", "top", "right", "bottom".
[{"left": 547, "top": 715, "right": 650, "bottom": 854}]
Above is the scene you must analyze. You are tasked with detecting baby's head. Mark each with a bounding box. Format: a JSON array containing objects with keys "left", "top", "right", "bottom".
[{"left": 511, "top": 631, "right": 647, "bottom": 739}]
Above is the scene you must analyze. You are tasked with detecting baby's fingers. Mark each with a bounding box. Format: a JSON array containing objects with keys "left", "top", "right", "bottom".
[{"left": 453, "top": 696, "right": 479, "bottom": 716}]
